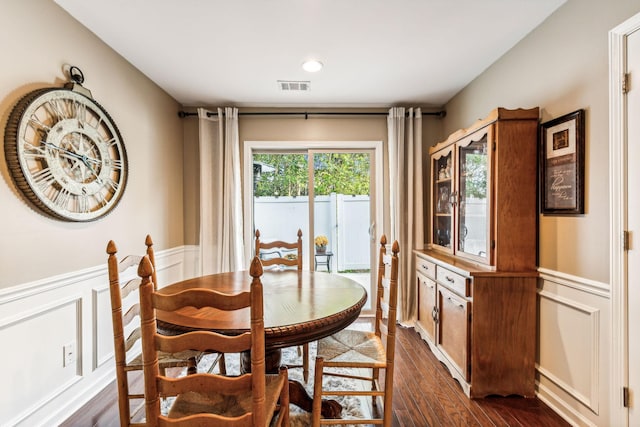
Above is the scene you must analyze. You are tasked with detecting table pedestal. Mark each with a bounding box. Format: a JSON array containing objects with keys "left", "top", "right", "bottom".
[{"left": 240, "top": 349, "right": 342, "bottom": 419}]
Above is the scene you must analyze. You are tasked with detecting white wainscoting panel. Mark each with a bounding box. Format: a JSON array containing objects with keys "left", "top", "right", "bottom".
[
  {"left": 93, "top": 286, "right": 113, "bottom": 371},
  {"left": 536, "top": 269, "right": 610, "bottom": 427},
  {"left": 0, "top": 245, "right": 196, "bottom": 427},
  {"left": 538, "top": 290, "right": 600, "bottom": 410},
  {"left": 0, "top": 296, "right": 82, "bottom": 425}
]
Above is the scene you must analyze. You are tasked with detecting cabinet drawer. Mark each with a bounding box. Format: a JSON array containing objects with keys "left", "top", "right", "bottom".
[
  {"left": 436, "top": 266, "right": 470, "bottom": 297},
  {"left": 416, "top": 256, "right": 436, "bottom": 279}
]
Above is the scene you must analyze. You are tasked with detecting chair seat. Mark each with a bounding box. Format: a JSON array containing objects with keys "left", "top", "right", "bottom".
[
  {"left": 316, "top": 329, "right": 386, "bottom": 366},
  {"left": 124, "top": 349, "right": 202, "bottom": 371},
  {"left": 167, "top": 374, "right": 287, "bottom": 422}
]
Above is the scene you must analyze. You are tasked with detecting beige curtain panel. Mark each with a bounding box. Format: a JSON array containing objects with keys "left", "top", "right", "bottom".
[
  {"left": 387, "top": 107, "right": 423, "bottom": 324},
  {"left": 198, "top": 107, "right": 245, "bottom": 274}
]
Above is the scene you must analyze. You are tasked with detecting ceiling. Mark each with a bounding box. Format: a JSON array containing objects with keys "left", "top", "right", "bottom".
[{"left": 54, "top": 0, "right": 566, "bottom": 108}]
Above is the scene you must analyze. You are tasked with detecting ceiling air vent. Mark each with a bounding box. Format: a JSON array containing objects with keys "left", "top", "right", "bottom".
[{"left": 278, "top": 80, "right": 310, "bottom": 92}]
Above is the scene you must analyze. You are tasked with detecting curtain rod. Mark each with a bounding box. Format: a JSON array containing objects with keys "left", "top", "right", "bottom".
[{"left": 177, "top": 110, "right": 446, "bottom": 119}]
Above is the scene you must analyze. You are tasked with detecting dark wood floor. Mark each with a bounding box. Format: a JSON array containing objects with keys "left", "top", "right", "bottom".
[{"left": 62, "top": 323, "right": 571, "bottom": 427}]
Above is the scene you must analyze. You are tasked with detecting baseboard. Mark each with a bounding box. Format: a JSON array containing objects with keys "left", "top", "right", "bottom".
[{"left": 536, "top": 382, "right": 596, "bottom": 427}]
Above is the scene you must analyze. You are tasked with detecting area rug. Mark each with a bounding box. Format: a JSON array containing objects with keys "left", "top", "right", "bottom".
[{"left": 164, "top": 337, "right": 370, "bottom": 426}]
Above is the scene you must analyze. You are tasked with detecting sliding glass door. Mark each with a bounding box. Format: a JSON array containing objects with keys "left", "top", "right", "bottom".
[{"left": 244, "top": 141, "right": 382, "bottom": 314}]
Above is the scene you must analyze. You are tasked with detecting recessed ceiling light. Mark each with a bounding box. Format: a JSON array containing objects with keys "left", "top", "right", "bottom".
[{"left": 302, "top": 60, "right": 323, "bottom": 73}]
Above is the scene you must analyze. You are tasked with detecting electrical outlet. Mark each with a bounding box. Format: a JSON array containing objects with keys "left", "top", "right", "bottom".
[{"left": 63, "top": 341, "right": 75, "bottom": 367}]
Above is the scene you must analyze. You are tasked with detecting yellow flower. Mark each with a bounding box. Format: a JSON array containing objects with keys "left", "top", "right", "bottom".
[{"left": 314, "top": 235, "right": 328, "bottom": 246}]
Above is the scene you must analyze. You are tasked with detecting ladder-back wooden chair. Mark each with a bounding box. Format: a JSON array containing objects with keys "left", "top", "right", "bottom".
[
  {"left": 138, "top": 255, "right": 290, "bottom": 426},
  {"left": 255, "top": 228, "right": 303, "bottom": 270},
  {"left": 255, "top": 228, "right": 310, "bottom": 383},
  {"left": 107, "top": 237, "right": 224, "bottom": 427},
  {"left": 143, "top": 235, "right": 226, "bottom": 376},
  {"left": 311, "top": 235, "right": 400, "bottom": 427}
]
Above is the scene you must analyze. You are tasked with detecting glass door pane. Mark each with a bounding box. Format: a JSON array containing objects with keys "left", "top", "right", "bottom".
[
  {"left": 432, "top": 148, "right": 453, "bottom": 251},
  {"left": 311, "top": 151, "right": 373, "bottom": 311},
  {"left": 457, "top": 135, "right": 489, "bottom": 261},
  {"left": 252, "top": 152, "right": 309, "bottom": 264}
]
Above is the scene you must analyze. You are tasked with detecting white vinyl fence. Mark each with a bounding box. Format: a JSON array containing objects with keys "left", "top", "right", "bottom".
[{"left": 254, "top": 194, "right": 370, "bottom": 272}]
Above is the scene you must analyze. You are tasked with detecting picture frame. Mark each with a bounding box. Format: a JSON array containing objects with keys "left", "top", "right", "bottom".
[{"left": 540, "top": 109, "right": 585, "bottom": 215}]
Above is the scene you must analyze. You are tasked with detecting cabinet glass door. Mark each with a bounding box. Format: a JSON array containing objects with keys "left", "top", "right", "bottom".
[
  {"left": 457, "top": 134, "right": 489, "bottom": 262},
  {"left": 431, "top": 148, "right": 453, "bottom": 251}
]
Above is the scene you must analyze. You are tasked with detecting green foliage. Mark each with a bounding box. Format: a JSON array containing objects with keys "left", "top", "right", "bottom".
[
  {"left": 463, "top": 153, "right": 487, "bottom": 199},
  {"left": 254, "top": 154, "right": 308, "bottom": 196},
  {"left": 253, "top": 153, "right": 370, "bottom": 197}
]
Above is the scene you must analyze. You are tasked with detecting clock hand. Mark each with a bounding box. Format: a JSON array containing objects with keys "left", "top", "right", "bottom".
[
  {"left": 80, "top": 155, "right": 101, "bottom": 165},
  {"left": 42, "top": 141, "right": 98, "bottom": 163},
  {"left": 70, "top": 133, "right": 103, "bottom": 166},
  {"left": 79, "top": 156, "right": 102, "bottom": 183},
  {"left": 41, "top": 140, "right": 83, "bottom": 160},
  {"left": 41, "top": 141, "right": 102, "bottom": 183}
]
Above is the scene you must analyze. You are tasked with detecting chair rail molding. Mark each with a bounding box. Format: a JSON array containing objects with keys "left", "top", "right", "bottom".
[{"left": 538, "top": 268, "right": 610, "bottom": 298}]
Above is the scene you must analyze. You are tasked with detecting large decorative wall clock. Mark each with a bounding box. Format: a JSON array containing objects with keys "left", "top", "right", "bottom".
[{"left": 4, "top": 66, "right": 128, "bottom": 221}]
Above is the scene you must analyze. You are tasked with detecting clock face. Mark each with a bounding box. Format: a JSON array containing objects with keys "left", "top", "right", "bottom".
[{"left": 4, "top": 87, "right": 128, "bottom": 221}]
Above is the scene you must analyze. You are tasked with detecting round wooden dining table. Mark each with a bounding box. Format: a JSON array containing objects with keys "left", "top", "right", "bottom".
[
  {"left": 156, "top": 269, "right": 367, "bottom": 347},
  {"left": 155, "top": 268, "right": 368, "bottom": 418}
]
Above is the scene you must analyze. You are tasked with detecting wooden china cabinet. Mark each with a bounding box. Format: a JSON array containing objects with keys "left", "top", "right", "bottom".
[{"left": 414, "top": 107, "right": 539, "bottom": 398}]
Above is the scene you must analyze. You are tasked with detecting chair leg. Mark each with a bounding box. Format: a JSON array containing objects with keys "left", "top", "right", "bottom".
[
  {"left": 218, "top": 353, "right": 227, "bottom": 375},
  {"left": 206, "top": 353, "right": 227, "bottom": 375},
  {"left": 383, "top": 366, "right": 393, "bottom": 427},
  {"left": 372, "top": 367, "right": 379, "bottom": 407},
  {"left": 278, "top": 366, "right": 290, "bottom": 426},
  {"left": 303, "top": 343, "right": 309, "bottom": 383},
  {"left": 312, "top": 357, "right": 324, "bottom": 427},
  {"left": 187, "top": 356, "right": 198, "bottom": 375}
]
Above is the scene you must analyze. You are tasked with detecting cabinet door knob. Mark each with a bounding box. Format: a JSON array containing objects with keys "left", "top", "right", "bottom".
[
  {"left": 449, "top": 191, "right": 459, "bottom": 206},
  {"left": 447, "top": 296, "right": 465, "bottom": 309}
]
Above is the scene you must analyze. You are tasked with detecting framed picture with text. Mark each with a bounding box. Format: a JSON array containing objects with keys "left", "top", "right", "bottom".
[{"left": 540, "top": 109, "right": 585, "bottom": 215}]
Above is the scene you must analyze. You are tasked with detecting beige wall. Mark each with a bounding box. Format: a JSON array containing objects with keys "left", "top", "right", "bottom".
[
  {"left": 443, "top": 0, "right": 640, "bottom": 283},
  {"left": 0, "top": 0, "right": 185, "bottom": 288}
]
